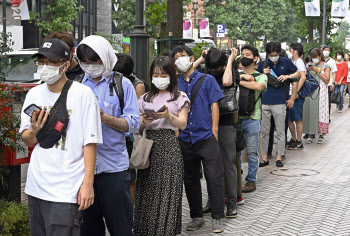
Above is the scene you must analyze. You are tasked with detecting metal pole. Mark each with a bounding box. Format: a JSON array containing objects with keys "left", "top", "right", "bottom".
[
  {"left": 2, "top": 0, "right": 6, "bottom": 34},
  {"left": 322, "top": 0, "right": 326, "bottom": 45},
  {"left": 194, "top": 10, "right": 196, "bottom": 29},
  {"left": 129, "top": 0, "right": 150, "bottom": 85}
]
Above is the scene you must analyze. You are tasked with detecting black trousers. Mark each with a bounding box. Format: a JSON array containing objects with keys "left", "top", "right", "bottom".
[
  {"left": 179, "top": 135, "right": 225, "bottom": 220},
  {"left": 80, "top": 170, "right": 133, "bottom": 236},
  {"left": 268, "top": 117, "right": 275, "bottom": 154}
]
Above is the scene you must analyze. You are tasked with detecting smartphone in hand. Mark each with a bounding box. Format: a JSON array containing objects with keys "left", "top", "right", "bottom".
[{"left": 24, "top": 104, "right": 42, "bottom": 117}]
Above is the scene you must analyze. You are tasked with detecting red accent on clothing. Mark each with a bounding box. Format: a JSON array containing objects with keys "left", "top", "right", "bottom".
[{"left": 336, "top": 61, "right": 348, "bottom": 85}]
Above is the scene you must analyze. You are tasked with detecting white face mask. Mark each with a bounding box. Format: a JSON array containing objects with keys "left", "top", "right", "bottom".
[
  {"left": 323, "top": 51, "right": 330, "bottom": 58},
  {"left": 269, "top": 56, "right": 279, "bottom": 63},
  {"left": 152, "top": 77, "right": 170, "bottom": 90},
  {"left": 312, "top": 58, "right": 320, "bottom": 65},
  {"left": 175, "top": 56, "right": 193, "bottom": 73},
  {"left": 37, "top": 63, "right": 66, "bottom": 85},
  {"left": 337, "top": 55, "right": 342, "bottom": 60},
  {"left": 80, "top": 63, "right": 105, "bottom": 78},
  {"left": 287, "top": 52, "right": 293, "bottom": 59}
]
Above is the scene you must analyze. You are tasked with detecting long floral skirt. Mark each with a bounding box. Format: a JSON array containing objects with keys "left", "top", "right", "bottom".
[{"left": 134, "top": 129, "right": 184, "bottom": 236}]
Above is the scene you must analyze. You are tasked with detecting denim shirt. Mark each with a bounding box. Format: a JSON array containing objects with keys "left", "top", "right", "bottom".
[
  {"left": 82, "top": 72, "right": 140, "bottom": 174},
  {"left": 178, "top": 70, "right": 224, "bottom": 144}
]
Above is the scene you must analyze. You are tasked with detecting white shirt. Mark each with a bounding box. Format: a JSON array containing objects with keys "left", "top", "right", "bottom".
[
  {"left": 325, "top": 57, "right": 338, "bottom": 86},
  {"left": 290, "top": 58, "right": 306, "bottom": 95},
  {"left": 19, "top": 81, "right": 103, "bottom": 203}
]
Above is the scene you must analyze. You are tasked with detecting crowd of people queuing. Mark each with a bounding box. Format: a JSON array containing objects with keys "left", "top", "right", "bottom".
[{"left": 19, "top": 30, "right": 349, "bottom": 236}]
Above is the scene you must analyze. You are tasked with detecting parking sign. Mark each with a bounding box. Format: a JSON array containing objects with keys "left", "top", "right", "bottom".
[{"left": 216, "top": 24, "right": 225, "bottom": 33}]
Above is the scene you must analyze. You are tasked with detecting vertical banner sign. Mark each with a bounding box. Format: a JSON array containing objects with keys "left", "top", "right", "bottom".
[
  {"left": 331, "top": 0, "right": 349, "bottom": 17},
  {"left": 305, "top": 0, "right": 321, "bottom": 16},
  {"left": 183, "top": 19, "right": 193, "bottom": 39},
  {"left": 199, "top": 18, "right": 210, "bottom": 38},
  {"left": 11, "top": 0, "right": 30, "bottom": 20}
]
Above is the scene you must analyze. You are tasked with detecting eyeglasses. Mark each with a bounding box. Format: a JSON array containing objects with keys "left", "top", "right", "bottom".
[{"left": 34, "top": 60, "right": 65, "bottom": 69}]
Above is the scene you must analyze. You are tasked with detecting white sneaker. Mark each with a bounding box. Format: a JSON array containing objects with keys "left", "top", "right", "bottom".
[
  {"left": 306, "top": 138, "right": 313, "bottom": 144},
  {"left": 317, "top": 138, "right": 324, "bottom": 144}
]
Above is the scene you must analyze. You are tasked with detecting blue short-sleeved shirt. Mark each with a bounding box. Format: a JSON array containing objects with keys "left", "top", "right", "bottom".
[
  {"left": 178, "top": 70, "right": 224, "bottom": 144},
  {"left": 82, "top": 72, "right": 140, "bottom": 174},
  {"left": 257, "top": 57, "right": 298, "bottom": 105}
]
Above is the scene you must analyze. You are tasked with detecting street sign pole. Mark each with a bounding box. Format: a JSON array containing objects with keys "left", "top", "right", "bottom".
[{"left": 322, "top": 0, "right": 326, "bottom": 45}]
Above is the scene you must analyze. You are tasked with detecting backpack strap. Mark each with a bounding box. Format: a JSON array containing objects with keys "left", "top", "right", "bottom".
[
  {"left": 109, "top": 72, "right": 125, "bottom": 115},
  {"left": 190, "top": 74, "right": 206, "bottom": 106}
]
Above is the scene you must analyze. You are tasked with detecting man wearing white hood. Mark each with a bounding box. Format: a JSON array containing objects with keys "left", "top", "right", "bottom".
[{"left": 77, "top": 35, "right": 139, "bottom": 236}]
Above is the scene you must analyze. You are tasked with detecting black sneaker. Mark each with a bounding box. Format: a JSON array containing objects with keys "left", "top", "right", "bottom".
[
  {"left": 296, "top": 141, "right": 304, "bottom": 149},
  {"left": 287, "top": 139, "right": 296, "bottom": 146},
  {"left": 203, "top": 200, "right": 211, "bottom": 215},
  {"left": 303, "top": 134, "right": 308, "bottom": 139},
  {"left": 287, "top": 141, "right": 297, "bottom": 150},
  {"left": 276, "top": 160, "right": 284, "bottom": 167}
]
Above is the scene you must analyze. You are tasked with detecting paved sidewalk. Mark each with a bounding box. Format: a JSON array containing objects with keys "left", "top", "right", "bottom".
[
  {"left": 20, "top": 102, "right": 350, "bottom": 235},
  {"left": 180, "top": 103, "right": 350, "bottom": 235}
]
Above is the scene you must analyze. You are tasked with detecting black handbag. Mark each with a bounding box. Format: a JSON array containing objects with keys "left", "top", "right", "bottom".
[
  {"left": 330, "top": 90, "right": 341, "bottom": 104},
  {"left": 218, "top": 84, "right": 238, "bottom": 115},
  {"left": 235, "top": 121, "right": 246, "bottom": 152},
  {"left": 263, "top": 59, "right": 283, "bottom": 88},
  {"left": 36, "top": 80, "right": 73, "bottom": 149}
]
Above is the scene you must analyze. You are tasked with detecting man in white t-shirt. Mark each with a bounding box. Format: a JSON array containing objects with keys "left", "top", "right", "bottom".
[
  {"left": 19, "top": 38, "right": 103, "bottom": 236},
  {"left": 287, "top": 43, "right": 307, "bottom": 150},
  {"left": 322, "top": 45, "right": 337, "bottom": 120}
]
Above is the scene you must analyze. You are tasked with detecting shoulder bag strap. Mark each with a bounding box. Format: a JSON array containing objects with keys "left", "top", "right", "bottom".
[
  {"left": 190, "top": 74, "right": 206, "bottom": 106},
  {"left": 110, "top": 72, "right": 125, "bottom": 115},
  {"left": 52, "top": 79, "right": 73, "bottom": 111}
]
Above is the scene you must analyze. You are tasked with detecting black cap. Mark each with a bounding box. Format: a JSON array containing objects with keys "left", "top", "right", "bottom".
[{"left": 32, "top": 38, "right": 70, "bottom": 61}]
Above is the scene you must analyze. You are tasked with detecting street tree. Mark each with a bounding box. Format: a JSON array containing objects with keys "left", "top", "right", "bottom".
[
  {"left": 30, "top": 0, "right": 83, "bottom": 37},
  {"left": 202, "top": 0, "right": 297, "bottom": 47}
]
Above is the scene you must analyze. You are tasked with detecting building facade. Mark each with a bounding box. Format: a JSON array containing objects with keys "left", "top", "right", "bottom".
[{"left": 1, "top": 0, "right": 112, "bottom": 49}]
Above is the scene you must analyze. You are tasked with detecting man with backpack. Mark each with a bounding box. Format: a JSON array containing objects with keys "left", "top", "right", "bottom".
[
  {"left": 257, "top": 42, "right": 299, "bottom": 168},
  {"left": 76, "top": 35, "right": 140, "bottom": 236},
  {"left": 172, "top": 45, "right": 225, "bottom": 233},
  {"left": 238, "top": 45, "right": 267, "bottom": 193}
]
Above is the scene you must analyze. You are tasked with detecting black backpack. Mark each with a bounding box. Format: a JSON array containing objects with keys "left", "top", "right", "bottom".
[
  {"left": 238, "top": 72, "right": 263, "bottom": 117},
  {"left": 75, "top": 72, "right": 125, "bottom": 114}
]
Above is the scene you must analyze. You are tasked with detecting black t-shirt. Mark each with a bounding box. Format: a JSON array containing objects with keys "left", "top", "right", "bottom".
[
  {"left": 198, "top": 68, "right": 235, "bottom": 126},
  {"left": 66, "top": 63, "right": 85, "bottom": 81}
]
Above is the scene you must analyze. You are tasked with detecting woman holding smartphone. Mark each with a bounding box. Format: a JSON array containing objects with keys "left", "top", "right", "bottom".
[
  {"left": 303, "top": 48, "right": 331, "bottom": 144},
  {"left": 134, "top": 56, "right": 190, "bottom": 236}
]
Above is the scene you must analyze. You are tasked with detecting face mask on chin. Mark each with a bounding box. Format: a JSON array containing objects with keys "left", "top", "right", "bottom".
[
  {"left": 80, "top": 63, "right": 105, "bottom": 78},
  {"left": 175, "top": 56, "right": 193, "bottom": 73},
  {"left": 37, "top": 63, "right": 66, "bottom": 85}
]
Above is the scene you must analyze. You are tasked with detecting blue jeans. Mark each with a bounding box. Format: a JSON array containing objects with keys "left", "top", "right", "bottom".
[
  {"left": 241, "top": 119, "right": 260, "bottom": 183},
  {"left": 335, "top": 84, "right": 345, "bottom": 110}
]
